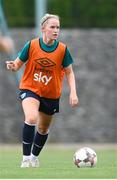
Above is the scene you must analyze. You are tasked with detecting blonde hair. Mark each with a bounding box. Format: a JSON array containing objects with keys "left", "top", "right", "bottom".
[{"left": 40, "top": 13, "right": 60, "bottom": 26}]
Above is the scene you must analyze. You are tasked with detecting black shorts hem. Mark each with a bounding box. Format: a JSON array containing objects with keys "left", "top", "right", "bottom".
[{"left": 19, "top": 89, "right": 60, "bottom": 115}]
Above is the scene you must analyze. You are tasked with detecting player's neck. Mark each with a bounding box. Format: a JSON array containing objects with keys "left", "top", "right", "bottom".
[{"left": 42, "top": 37, "right": 54, "bottom": 46}]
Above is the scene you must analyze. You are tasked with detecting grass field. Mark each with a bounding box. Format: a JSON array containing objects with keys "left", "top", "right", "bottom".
[{"left": 0, "top": 144, "right": 116, "bottom": 179}]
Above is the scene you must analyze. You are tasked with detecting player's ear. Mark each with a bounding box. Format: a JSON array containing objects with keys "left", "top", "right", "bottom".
[
  {"left": 41, "top": 25, "right": 45, "bottom": 33},
  {"left": 41, "top": 22, "right": 47, "bottom": 30}
]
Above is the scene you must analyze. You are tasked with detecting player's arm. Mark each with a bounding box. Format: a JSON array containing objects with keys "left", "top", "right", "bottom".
[
  {"left": 62, "top": 47, "right": 79, "bottom": 107},
  {"left": 64, "top": 64, "right": 79, "bottom": 107}
]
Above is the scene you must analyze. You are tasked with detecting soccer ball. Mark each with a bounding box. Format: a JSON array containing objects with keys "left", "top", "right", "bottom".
[{"left": 74, "top": 147, "right": 97, "bottom": 168}]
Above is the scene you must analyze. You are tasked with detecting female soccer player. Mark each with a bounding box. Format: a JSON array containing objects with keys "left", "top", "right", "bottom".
[{"left": 6, "top": 14, "right": 79, "bottom": 168}]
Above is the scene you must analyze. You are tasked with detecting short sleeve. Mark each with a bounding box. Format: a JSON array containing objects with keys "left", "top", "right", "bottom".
[
  {"left": 62, "top": 47, "right": 73, "bottom": 68},
  {"left": 18, "top": 41, "right": 30, "bottom": 62}
]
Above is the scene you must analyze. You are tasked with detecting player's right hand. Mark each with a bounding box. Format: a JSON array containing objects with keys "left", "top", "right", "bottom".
[{"left": 6, "top": 61, "right": 15, "bottom": 71}]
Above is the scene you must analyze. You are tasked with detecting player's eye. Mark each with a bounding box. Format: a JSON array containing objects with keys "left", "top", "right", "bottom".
[
  {"left": 50, "top": 26, "right": 55, "bottom": 29},
  {"left": 50, "top": 26, "right": 60, "bottom": 29}
]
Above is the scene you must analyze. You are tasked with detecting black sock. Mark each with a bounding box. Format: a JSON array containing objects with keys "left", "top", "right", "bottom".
[
  {"left": 32, "top": 131, "right": 48, "bottom": 156},
  {"left": 22, "top": 123, "right": 35, "bottom": 156}
]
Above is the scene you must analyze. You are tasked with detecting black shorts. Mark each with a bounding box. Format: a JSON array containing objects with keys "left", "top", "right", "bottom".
[{"left": 19, "top": 89, "right": 60, "bottom": 115}]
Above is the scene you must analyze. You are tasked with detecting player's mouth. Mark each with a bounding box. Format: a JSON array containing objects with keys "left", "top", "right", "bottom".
[{"left": 53, "top": 34, "right": 58, "bottom": 38}]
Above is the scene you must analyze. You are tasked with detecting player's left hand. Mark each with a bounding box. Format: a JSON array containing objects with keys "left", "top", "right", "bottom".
[{"left": 69, "top": 92, "right": 79, "bottom": 107}]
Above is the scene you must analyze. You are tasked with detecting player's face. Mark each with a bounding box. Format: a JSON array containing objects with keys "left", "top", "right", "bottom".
[{"left": 42, "top": 18, "right": 60, "bottom": 43}]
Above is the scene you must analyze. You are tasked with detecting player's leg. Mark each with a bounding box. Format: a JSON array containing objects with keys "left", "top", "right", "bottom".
[
  {"left": 30, "top": 97, "right": 59, "bottom": 167},
  {"left": 31, "top": 112, "right": 53, "bottom": 167},
  {"left": 21, "top": 97, "right": 40, "bottom": 167}
]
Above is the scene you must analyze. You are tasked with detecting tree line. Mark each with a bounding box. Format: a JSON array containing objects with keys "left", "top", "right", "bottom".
[{"left": 3, "top": 0, "right": 117, "bottom": 28}]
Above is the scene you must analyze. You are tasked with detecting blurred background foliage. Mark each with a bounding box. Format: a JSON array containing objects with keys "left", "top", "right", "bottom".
[{"left": 2, "top": 0, "right": 117, "bottom": 28}]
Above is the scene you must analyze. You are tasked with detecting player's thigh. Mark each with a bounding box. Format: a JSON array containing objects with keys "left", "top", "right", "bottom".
[
  {"left": 37, "top": 111, "right": 53, "bottom": 134},
  {"left": 22, "top": 97, "right": 40, "bottom": 124}
]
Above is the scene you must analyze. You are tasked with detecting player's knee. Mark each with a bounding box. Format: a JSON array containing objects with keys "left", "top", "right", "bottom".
[
  {"left": 25, "top": 114, "right": 38, "bottom": 124},
  {"left": 38, "top": 126, "right": 49, "bottom": 135}
]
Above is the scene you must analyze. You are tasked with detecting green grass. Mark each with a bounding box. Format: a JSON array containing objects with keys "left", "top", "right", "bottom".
[{"left": 0, "top": 144, "right": 116, "bottom": 179}]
